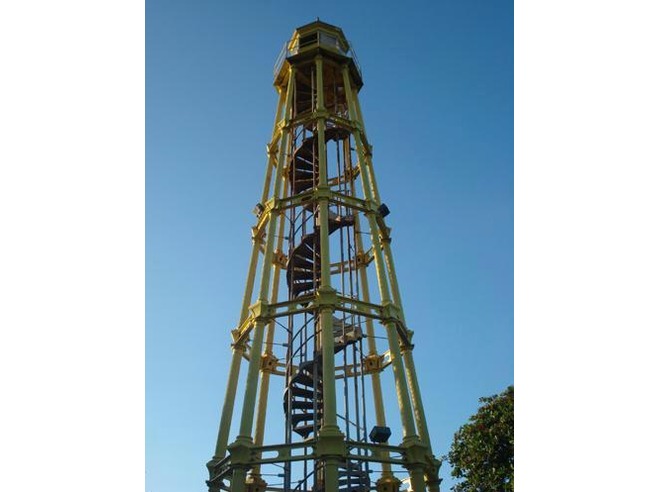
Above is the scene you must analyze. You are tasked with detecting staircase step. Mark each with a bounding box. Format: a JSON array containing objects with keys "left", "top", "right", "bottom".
[
  {"left": 295, "top": 146, "right": 314, "bottom": 161},
  {"left": 327, "top": 214, "right": 355, "bottom": 234},
  {"left": 293, "top": 423, "right": 316, "bottom": 438},
  {"left": 292, "top": 371, "right": 315, "bottom": 387},
  {"left": 290, "top": 400, "right": 316, "bottom": 410},
  {"left": 296, "top": 243, "right": 317, "bottom": 260},
  {"left": 291, "top": 269, "right": 315, "bottom": 281},
  {"left": 290, "top": 386, "right": 315, "bottom": 399},
  {"left": 290, "top": 412, "right": 318, "bottom": 425},
  {"left": 291, "top": 167, "right": 314, "bottom": 178},
  {"left": 292, "top": 281, "right": 316, "bottom": 297},
  {"left": 293, "top": 179, "right": 316, "bottom": 193},
  {"left": 290, "top": 258, "right": 315, "bottom": 273}
]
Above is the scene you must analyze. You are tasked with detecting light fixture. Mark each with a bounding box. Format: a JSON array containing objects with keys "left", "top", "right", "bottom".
[{"left": 369, "top": 425, "right": 391, "bottom": 443}]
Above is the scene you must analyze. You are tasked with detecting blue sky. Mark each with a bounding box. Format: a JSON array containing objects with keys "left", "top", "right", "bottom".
[{"left": 146, "top": 1, "right": 513, "bottom": 491}]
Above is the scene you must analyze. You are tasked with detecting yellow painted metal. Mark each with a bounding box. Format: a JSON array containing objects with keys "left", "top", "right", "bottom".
[
  {"left": 211, "top": 22, "right": 443, "bottom": 492},
  {"left": 235, "top": 66, "right": 295, "bottom": 444},
  {"left": 212, "top": 81, "right": 288, "bottom": 462},
  {"left": 316, "top": 57, "right": 332, "bottom": 287},
  {"left": 213, "top": 336, "right": 246, "bottom": 458},
  {"left": 314, "top": 55, "right": 341, "bottom": 439},
  {"left": 345, "top": 137, "right": 393, "bottom": 476},
  {"left": 359, "top": 107, "right": 435, "bottom": 463},
  {"left": 230, "top": 467, "right": 248, "bottom": 492},
  {"left": 342, "top": 64, "right": 420, "bottom": 445},
  {"left": 323, "top": 457, "right": 340, "bottom": 492},
  {"left": 354, "top": 86, "right": 436, "bottom": 455},
  {"left": 251, "top": 184, "right": 288, "bottom": 478},
  {"left": 260, "top": 87, "right": 286, "bottom": 206},
  {"left": 348, "top": 62, "right": 441, "bottom": 492},
  {"left": 352, "top": 88, "right": 381, "bottom": 203},
  {"left": 402, "top": 348, "right": 431, "bottom": 448},
  {"left": 408, "top": 465, "right": 427, "bottom": 492}
]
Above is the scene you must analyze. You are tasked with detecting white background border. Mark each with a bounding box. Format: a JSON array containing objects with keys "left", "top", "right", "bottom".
[
  {"left": 1, "top": 1, "right": 657, "bottom": 490},
  {"left": 0, "top": 1, "right": 144, "bottom": 491}
]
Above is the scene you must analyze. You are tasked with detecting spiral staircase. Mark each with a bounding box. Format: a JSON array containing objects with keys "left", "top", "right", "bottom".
[{"left": 283, "top": 127, "right": 369, "bottom": 492}]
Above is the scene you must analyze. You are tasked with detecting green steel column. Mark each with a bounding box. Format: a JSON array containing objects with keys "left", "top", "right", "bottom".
[
  {"left": 353, "top": 74, "right": 436, "bottom": 490},
  {"left": 368, "top": 215, "right": 418, "bottom": 443},
  {"left": 235, "top": 67, "right": 294, "bottom": 445},
  {"left": 213, "top": 338, "right": 246, "bottom": 458},
  {"left": 345, "top": 139, "right": 392, "bottom": 477},
  {"left": 352, "top": 88, "right": 381, "bottom": 203},
  {"left": 401, "top": 347, "right": 430, "bottom": 447},
  {"left": 408, "top": 465, "right": 427, "bottom": 492},
  {"left": 342, "top": 64, "right": 419, "bottom": 444},
  {"left": 212, "top": 85, "right": 287, "bottom": 461},
  {"left": 260, "top": 87, "right": 286, "bottom": 206},
  {"left": 236, "top": 319, "right": 266, "bottom": 441},
  {"left": 230, "top": 468, "right": 248, "bottom": 492},
  {"left": 316, "top": 55, "right": 341, "bottom": 492},
  {"left": 251, "top": 192, "right": 288, "bottom": 478},
  {"left": 316, "top": 55, "right": 337, "bottom": 428},
  {"left": 316, "top": 55, "right": 332, "bottom": 289},
  {"left": 382, "top": 236, "right": 433, "bottom": 450}
]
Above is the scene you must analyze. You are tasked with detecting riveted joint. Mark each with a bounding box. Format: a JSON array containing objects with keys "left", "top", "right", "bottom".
[
  {"left": 362, "top": 354, "right": 385, "bottom": 374},
  {"left": 316, "top": 286, "right": 338, "bottom": 309},
  {"left": 265, "top": 142, "right": 277, "bottom": 157},
  {"left": 316, "top": 429, "right": 346, "bottom": 458},
  {"left": 400, "top": 342, "right": 415, "bottom": 353},
  {"left": 313, "top": 109, "right": 330, "bottom": 120},
  {"left": 273, "top": 248, "right": 287, "bottom": 268},
  {"left": 264, "top": 197, "right": 277, "bottom": 213},
  {"left": 401, "top": 439, "right": 429, "bottom": 467},
  {"left": 400, "top": 329, "right": 415, "bottom": 353},
  {"left": 345, "top": 165, "right": 361, "bottom": 181},
  {"left": 379, "top": 230, "right": 392, "bottom": 244},
  {"left": 364, "top": 199, "right": 379, "bottom": 215},
  {"left": 276, "top": 119, "right": 288, "bottom": 133},
  {"left": 260, "top": 352, "right": 279, "bottom": 374},
  {"left": 251, "top": 226, "right": 266, "bottom": 244},
  {"left": 249, "top": 301, "right": 272, "bottom": 323},
  {"left": 381, "top": 302, "right": 403, "bottom": 324},
  {"left": 314, "top": 186, "right": 332, "bottom": 201},
  {"left": 231, "top": 328, "right": 248, "bottom": 351},
  {"left": 227, "top": 438, "right": 255, "bottom": 467},
  {"left": 280, "top": 120, "right": 295, "bottom": 132},
  {"left": 355, "top": 251, "right": 370, "bottom": 268}
]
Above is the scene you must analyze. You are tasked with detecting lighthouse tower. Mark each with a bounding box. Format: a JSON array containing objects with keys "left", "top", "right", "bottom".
[{"left": 206, "top": 20, "right": 441, "bottom": 492}]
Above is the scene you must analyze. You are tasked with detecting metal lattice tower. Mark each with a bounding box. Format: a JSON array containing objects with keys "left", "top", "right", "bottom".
[{"left": 206, "top": 20, "right": 441, "bottom": 492}]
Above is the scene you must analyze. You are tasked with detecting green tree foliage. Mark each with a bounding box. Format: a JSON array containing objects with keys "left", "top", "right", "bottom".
[{"left": 447, "top": 386, "right": 514, "bottom": 492}]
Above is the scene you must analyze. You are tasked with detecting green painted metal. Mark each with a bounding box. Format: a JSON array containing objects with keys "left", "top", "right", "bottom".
[{"left": 207, "top": 20, "right": 441, "bottom": 492}]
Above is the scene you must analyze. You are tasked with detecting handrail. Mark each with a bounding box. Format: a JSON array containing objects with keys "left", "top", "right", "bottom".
[
  {"left": 273, "top": 37, "right": 362, "bottom": 80},
  {"left": 273, "top": 41, "right": 288, "bottom": 78}
]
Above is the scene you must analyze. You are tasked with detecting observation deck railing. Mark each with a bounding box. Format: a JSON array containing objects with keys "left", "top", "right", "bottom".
[{"left": 273, "top": 38, "right": 362, "bottom": 79}]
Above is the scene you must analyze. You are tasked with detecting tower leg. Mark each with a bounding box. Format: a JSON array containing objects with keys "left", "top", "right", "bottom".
[
  {"left": 408, "top": 465, "right": 427, "bottom": 492},
  {"left": 212, "top": 344, "right": 244, "bottom": 459},
  {"left": 230, "top": 467, "right": 248, "bottom": 492}
]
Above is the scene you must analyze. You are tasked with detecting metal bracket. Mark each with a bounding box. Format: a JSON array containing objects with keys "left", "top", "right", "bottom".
[
  {"left": 260, "top": 352, "right": 279, "bottom": 374},
  {"left": 249, "top": 300, "right": 273, "bottom": 324},
  {"left": 272, "top": 248, "right": 288, "bottom": 268},
  {"left": 362, "top": 354, "right": 385, "bottom": 374}
]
